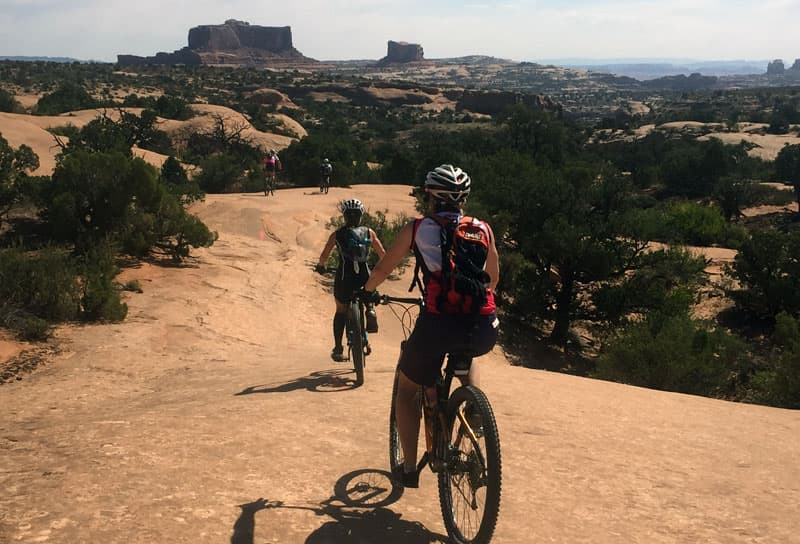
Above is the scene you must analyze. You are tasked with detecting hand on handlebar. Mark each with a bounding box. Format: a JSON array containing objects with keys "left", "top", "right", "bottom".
[{"left": 356, "top": 288, "right": 381, "bottom": 305}]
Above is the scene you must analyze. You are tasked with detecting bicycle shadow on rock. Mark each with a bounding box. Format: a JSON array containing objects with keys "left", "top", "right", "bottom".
[
  {"left": 231, "top": 469, "right": 448, "bottom": 544},
  {"left": 235, "top": 369, "right": 359, "bottom": 395}
]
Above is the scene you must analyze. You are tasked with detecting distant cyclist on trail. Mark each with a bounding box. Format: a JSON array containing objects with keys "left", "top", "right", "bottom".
[
  {"left": 315, "top": 199, "right": 386, "bottom": 362},
  {"left": 320, "top": 158, "right": 333, "bottom": 193},
  {"left": 361, "top": 164, "right": 500, "bottom": 488},
  {"left": 263, "top": 149, "right": 281, "bottom": 176},
  {"left": 262, "top": 149, "right": 281, "bottom": 196}
]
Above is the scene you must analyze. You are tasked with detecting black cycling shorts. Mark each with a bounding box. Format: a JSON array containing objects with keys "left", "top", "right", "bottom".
[
  {"left": 398, "top": 312, "right": 499, "bottom": 386},
  {"left": 333, "top": 268, "right": 368, "bottom": 304}
]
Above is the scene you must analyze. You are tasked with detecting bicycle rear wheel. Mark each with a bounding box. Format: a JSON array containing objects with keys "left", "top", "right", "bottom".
[
  {"left": 349, "top": 304, "right": 365, "bottom": 386},
  {"left": 438, "top": 385, "right": 501, "bottom": 544}
]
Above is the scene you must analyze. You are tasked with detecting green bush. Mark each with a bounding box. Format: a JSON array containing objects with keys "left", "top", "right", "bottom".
[
  {"left": 727, "top": 228, "right": 800, "bottom": 319},
  {"left": 750, "top": 312, "right": 800, "bottom": 408},
  {"left": 79, "top": 242, "right": 127, "bottom": 322},
  {"left": 0, "top": 89, "right": 22, "bottom": 113},
  {"left": 35, "top": 82, "right": 100, "bottom": 115},
  {"left": 623, "top": 201, "right": 745, "bottom": 248},
  {"left": 0, "top": 245, "right": 81, "bottom": 321},
  {"left": 595, "top": 307, "right": 748, "bottom": 396},
  {"left": 195, "top": 153, "right": 246, "bottom": 193}
]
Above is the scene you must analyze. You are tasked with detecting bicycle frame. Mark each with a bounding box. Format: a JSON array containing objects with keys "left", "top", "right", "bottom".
[{"left": 381, "top": 295, "right": 501, "bottom": 544}]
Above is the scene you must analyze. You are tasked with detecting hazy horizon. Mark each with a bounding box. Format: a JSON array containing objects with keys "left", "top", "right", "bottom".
[{"left": 2, "top": 0, "right": 798, "bottom": 63}]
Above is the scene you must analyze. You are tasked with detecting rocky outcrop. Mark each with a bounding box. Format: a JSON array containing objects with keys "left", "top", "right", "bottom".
[
  {"left": 118, "top": 20, "right": 313, "bottom": 66},
  {"left": 117, "top": 48, "right": 201, "bottom": 66},
  {"left": 641, "top": 73, "right": 718, "bottom": 91},
  {"left": 378, "top": 41, "right": 424, "bottom": 65},
  {"left": 188, "top": 20, "right": 293, "bottom": 52},
  {"left": 455, "top": 90, "right": 559, "bottom": 116},
  {"left": 767, "top": 59, "right": 785, "bottom": 75}
]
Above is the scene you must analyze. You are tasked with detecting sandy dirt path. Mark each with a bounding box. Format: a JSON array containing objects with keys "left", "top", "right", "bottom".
[{"left": 1, "top": 185, "right": 799, "bottom": 543}]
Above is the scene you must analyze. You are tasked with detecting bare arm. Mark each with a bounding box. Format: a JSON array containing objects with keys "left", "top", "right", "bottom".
[
  {"left": 317, "top": 231, "right": 337, "bottom": 267},
  {"left": 485, "top": 223, "right": 499, "bottom": 292},
  {"left": 370, "top": 229, "right": 386, "bottom": 260},
  {"left": 364, "top": 220, "right": 414, "bottom": 292}
]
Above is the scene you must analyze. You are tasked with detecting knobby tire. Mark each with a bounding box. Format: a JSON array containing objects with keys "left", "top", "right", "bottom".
[
  {"left": 438, "top": 385, "right": 501, "bottom": 544},
  {"left": 349, "top": 304, "right": 365, "bottom": 386},
  {"left": 389, "top": 369, "right": 402, "bottom": 474}
]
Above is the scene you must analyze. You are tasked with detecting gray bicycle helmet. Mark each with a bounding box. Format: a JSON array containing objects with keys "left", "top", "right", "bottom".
[{"left": 424, "top": 164, "right": 471, "bottom": 204}]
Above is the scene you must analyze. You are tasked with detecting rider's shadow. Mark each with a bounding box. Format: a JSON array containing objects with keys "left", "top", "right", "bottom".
[
  {"left": 235, "top": 369, "right": 358, "bottom": 395},
  {"left": 230, "top": 469, "right": 448, "bottom": 544}
]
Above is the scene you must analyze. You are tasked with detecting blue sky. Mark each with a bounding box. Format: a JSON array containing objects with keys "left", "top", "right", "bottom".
[{"left": 1, "top": 0, "right": 798, "bottom": 62}]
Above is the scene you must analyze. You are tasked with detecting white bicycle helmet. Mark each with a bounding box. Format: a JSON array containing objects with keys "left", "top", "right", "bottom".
[
  {"left": 340, "top": 198, "right": 365, "bottom": 214},
  {"left": 425, "top": 164, "right": 471, "bottom": 204}
]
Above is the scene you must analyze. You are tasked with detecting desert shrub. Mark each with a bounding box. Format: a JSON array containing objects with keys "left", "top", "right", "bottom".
[
  {"left": 148, "top": 192, "right": 217, "bottom": 260},
  {"left": 727, "top": 228, "right": 800, "bottom": 320},
  {"left": 593, "top": 248, "right": 708, "bottom": 324},
  {"left": 0, "top": 88, "right": 22, "bottom": 113},
  {"left": 750, "top": 312, "right": 800, "bottom": 408},
  {"left": 774, "top": 144, "right": 800, "bottom": 207},
  {"left": 623, "top": 201, "right": 745, "bottom": 248},
  {"left": 595, "top": 298, "right": 748, "bottom": 396},
  {"left": 43, "top": 151, "right": 159, "bottom": 250},
  {"left": 41, "top": 150, "right": 214, "bottom": 260},
  {"left": 1, "top": 134, "right": 40, "bottom": 228},
  {"left": 195, "top": 153, "right": 245, "bottom": 193},
  {"left": 0, "top": 245, "right": 81, "bottom": 321},
  {"left": 748, "top": 183, "right": 796, "bottom": 206},
  {"left": 35, "top": 82, "right": 99, "bottom": 115},
  {"left": 79, "top": 241, "right": 127, "bottom": 322},
  {"left": 161, "top": 156, "right": 203, "bottom": 206},
  {"left": 48, "top": 124, "right": 81, "bottom": 140}
]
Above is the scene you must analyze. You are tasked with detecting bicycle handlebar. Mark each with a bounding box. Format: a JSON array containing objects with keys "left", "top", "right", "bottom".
[{"left": 379, "top": 294, "right": 423, "bottom": 306}]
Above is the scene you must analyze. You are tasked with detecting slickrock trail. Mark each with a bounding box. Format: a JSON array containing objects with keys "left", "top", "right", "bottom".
[{"left": 1, "top": 185, "right": 799, "bottom": 543}]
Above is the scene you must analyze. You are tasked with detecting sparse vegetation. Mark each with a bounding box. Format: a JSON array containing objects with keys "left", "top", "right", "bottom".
[{"left": 2, "top": 59, "right": 800, "bottom": 408}]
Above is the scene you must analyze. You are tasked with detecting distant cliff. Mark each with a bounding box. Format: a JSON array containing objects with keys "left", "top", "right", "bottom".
[
  {"left": 118, "top": 20, "right": 314, "bottom": 66},
  {"left": 377, "top": 41, "right": 425, "bottom": 65}
]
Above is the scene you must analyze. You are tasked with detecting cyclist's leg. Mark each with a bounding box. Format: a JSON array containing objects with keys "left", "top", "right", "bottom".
[
  {"left": 331, "top": 277, "right": 351, "bottom": 361},
  {"left": 395, "top": 313, "right": 448, "bottom": 477},
  {"left": 394, "top": 370, "right": 422, "bottom": 470}
]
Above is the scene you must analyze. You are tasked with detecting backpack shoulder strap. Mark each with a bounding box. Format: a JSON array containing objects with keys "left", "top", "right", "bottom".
[{"left": 408, "top": 218, "right": 426, "bottom": 293}]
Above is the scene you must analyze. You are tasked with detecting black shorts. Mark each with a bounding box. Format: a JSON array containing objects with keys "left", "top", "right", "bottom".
[
  {"left": 398, "top": 312, "right": 499, "bottom": 386},
  {"left": 333, "top": 268, "right": 368, "bottom": 304}
]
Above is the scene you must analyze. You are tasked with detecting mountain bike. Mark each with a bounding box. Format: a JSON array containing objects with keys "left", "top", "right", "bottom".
[
  {"left": 264, "top": 171, "right": 277, "bottom": 196},
  {"left": 320, "top": 174, "right": 330, "bottom": 194},
  {"left": 321, "top": 267, "right": 372, "bottom": 386},
  {"left": 379, "top": 294, "right": 502, "bottom": 544}
]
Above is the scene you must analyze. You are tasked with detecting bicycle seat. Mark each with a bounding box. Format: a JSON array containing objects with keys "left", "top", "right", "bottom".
[{"left": 446, "top": 353, "right": 472, "bottom": 377}]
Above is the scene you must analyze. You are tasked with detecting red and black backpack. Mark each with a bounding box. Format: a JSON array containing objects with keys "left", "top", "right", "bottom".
[{"left": 410, "top": 215, "right": 491, "bottom": 314}]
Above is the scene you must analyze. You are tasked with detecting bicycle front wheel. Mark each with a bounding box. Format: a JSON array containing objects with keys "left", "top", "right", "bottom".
[
  {"left": 438, "top": 385, "right": 501, "bottom": 544},
  {"left": 388, "top": 369, "right": 402, "bottom": 474},
  {"left": 349, "top": 305, "right": 365, "bottom": 386}
]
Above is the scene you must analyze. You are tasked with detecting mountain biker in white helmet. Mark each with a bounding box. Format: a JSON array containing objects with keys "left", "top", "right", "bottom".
[
  {"left": 362, "top": 164, "right": 500, "bottom": 488},
  {"left": 320, "top": 158, "right": 333, "bottom": 180},
  {"left": 315, "top": 198, "right": 386, "bottom": 362}
]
